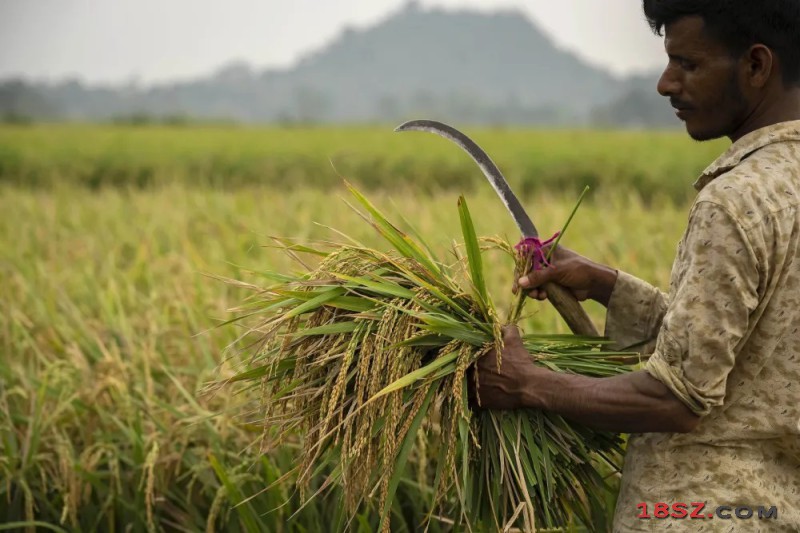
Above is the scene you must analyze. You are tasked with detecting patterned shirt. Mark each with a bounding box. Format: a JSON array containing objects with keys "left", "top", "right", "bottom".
[{"left": 607, "top": 121, "right": 800, "bottom": 532}]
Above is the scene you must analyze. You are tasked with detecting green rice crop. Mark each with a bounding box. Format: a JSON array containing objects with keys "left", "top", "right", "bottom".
[
  {"left": 0, "top": 123, "right": 704, "bottom": 531},
  {"left": 221, "top": 184, "right": 641, "bottom": 531}
]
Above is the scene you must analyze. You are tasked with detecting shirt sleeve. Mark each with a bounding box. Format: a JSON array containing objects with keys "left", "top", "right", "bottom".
[
  {"left": 604, "top": 271, "right": 668, "bottom": 352},
  {"left": 645, "top": 201, "right": 760, "bottom": 417}
]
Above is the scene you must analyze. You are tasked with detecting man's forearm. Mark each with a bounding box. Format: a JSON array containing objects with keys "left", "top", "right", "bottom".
[{"left": 519, "top": 368, "right": 700, "bottom": 434}]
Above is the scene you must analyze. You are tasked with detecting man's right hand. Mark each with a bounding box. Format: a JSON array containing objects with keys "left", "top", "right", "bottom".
[{"left": 515, "top": 245, "right": 619, "bottom": 307}]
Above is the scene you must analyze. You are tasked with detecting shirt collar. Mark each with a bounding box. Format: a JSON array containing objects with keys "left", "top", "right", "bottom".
[{"left": 694, "top": 120, "right": 800, "bottom": 191}]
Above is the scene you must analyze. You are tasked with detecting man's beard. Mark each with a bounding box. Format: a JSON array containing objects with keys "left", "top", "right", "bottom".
[{"left": 689, "top": 71, "right": 748, "bottom": 142}]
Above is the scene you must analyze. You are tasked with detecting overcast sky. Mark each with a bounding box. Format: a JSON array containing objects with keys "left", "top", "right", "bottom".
[{"left": 0, "top": 0, "right": 667, "bottom": 85}]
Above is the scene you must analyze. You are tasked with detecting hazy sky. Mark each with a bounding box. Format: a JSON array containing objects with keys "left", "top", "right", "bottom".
[{"left": 0, "top": 0, "right": 667, "bottom": 85}]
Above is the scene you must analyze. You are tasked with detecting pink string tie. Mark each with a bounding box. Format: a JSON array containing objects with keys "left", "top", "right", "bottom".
[{"left": 514, "top": 232, "right": 560, "bottom": 271}]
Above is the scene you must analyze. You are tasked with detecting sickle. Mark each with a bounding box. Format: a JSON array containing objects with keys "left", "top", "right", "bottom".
[{"left": 395, "top": 119, "right": 599, "bottom": 337}]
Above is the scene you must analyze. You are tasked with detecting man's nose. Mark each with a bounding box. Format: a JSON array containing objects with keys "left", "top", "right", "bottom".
[{"left": 657, "top": 67, "right": 681, "bottom": 97}]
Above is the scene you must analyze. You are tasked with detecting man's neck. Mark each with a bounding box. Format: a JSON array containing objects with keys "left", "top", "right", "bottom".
[{"left": 729, "top": 88, "right": 800, "bottom": 143}]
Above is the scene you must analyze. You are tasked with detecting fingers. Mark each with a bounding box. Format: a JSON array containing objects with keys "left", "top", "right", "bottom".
[
  {"left": 501, "top": 324, "right": 525, "bottom": 350},
  {"left": 526, "top": 288, "right": 548, "bottom": 301},
  {"left": 518, "top": 266, "right": 556, "bottom": 292},
  {"left": 571, "top": 288, "right": 589, "bottom": 302},
  {"left": 514, "top": 278, "right": 547, "bottom": 300},
  {"left": 501, "top": 324, "right": 518, "bottom": 340},
  {"left": 513, "top": 278, "right": 547, "bottom": 300}
]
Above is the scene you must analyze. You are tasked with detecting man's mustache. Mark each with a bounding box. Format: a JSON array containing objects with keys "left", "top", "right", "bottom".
[{"left": 670, "top": 98, "right": 694, "bottom": 110}]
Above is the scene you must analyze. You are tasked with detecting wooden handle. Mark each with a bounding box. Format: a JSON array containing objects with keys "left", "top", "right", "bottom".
[{"left": 543, "top": 281, "right": 599, "bottom": 336}]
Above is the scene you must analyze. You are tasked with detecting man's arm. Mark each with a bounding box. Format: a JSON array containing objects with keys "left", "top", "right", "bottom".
[
  {"left": 518, "top": 246, "right": 669, "bottom": 352},
  {"left": 516, "top": 245, "right": 618, "bottom": 306},
  {"left": 478, "top": 201, "right": 761, "bottom": 429},
  {"left": 474, "top": 327, "right": 700, "bottom": 434}
]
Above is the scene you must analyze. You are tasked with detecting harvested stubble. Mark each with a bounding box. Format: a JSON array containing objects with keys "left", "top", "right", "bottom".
[{"left": 225, "top": 184, "right": 633, "bottom": 532}]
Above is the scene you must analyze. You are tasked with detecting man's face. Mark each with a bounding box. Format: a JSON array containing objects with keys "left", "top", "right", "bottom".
[{"left": 657, "top": 16, "right": 749, "bottom": 141}]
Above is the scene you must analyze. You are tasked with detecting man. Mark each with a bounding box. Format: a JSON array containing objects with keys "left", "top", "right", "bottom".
[{"left": 474, "top": 1, "right": 800, "bottom": 531}]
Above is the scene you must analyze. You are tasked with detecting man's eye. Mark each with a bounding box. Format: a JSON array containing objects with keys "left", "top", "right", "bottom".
[{"left": 680, "top": 60, "right": 697, "bottom": 71}]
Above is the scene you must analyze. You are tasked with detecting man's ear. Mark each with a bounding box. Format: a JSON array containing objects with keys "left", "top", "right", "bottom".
[{"left": 746, "top": 44, "right": 775, "bottom": 88}]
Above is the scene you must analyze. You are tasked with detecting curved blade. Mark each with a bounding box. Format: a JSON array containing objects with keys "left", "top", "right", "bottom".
[{"left": 395, "top": 119, "right": 538, "bottom": 238}]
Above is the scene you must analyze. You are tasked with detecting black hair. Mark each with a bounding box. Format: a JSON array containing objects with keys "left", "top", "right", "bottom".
[{"left": 643, "top": 0, "right": 800, "bottom": 85}]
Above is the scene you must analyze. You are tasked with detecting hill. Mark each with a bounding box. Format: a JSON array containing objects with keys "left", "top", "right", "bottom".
[{"left": 0, "top": 3, "right": 675, "bottom": 126}]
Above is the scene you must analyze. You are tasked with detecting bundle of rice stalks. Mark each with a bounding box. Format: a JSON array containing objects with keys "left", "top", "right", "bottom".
[{"left": 223, "top": 183, "right": 632, "bottom": 532}]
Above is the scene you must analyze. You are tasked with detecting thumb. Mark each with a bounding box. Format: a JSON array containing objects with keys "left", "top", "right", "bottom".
[
  {"left": 501, "top": 325, "right": 524, "bottom": 348},
  {"left": 517, "top": 265, "right": 557, "bottom": 290}
]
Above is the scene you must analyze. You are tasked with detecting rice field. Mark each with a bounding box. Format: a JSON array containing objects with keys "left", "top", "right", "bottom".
[
  {"left": 0, "top": 124, "right": 725, "bottom": 202},
  {"left": 0, "top": 124, "right": 718, "bottom": 531}
]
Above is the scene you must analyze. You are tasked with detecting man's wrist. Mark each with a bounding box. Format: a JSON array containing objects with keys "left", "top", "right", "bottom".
[
  {"left": 518, "top": 365, "right": 555, "bottom": 409},
  {"left": 589, "top": 264, "right": 618, "bottom": 307}
]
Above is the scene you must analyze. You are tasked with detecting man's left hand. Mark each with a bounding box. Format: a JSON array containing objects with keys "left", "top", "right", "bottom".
[{"left": 469, "top": 325, "right": 544, "bottom": 410}]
